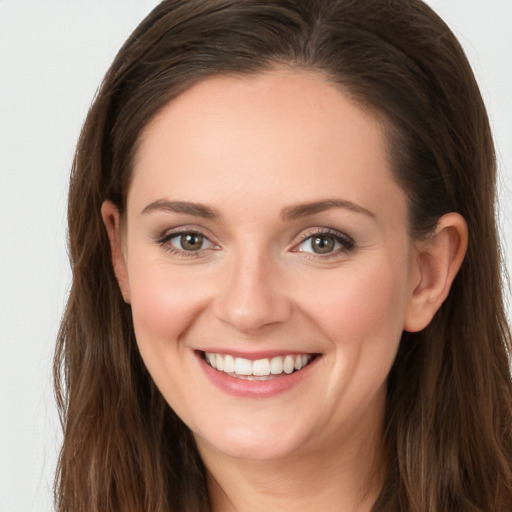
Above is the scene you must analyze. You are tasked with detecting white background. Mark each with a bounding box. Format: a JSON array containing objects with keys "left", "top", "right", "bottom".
[{"left": 0, "top": 1, "right": 510, "bottom": 511}]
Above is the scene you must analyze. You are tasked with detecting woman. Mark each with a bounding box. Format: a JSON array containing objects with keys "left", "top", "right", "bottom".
[{"left": 54, "top": 0, "right": 512, "bottom": 510}]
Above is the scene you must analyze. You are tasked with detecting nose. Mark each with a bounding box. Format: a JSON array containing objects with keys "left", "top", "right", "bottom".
[{"left": 212, "top": 248, "right": 292, "bottom": 334}]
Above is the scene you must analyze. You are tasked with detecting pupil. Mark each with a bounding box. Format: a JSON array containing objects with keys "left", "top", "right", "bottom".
[
  {"left": 312, "top": 235, "right": 334, "bottom": 254},
  {"left": 181, "top": 233, "right": 203, "bottom": 251}
]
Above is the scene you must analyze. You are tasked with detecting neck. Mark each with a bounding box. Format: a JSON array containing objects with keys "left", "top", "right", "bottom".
[{"left": 197, "top": 417, "right": 387, "bottom": 512}]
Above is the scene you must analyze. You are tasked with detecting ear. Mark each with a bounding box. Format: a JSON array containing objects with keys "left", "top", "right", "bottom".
[
  {"left": 404, "top": 213, "right": 468, "bottom": 332},
  {"left": 101, "top": 200, "right": 131, "bottom": 303}
]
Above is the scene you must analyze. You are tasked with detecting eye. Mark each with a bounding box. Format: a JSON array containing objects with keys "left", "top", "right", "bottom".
[
  {"left": 294, "top": 230, "right": 354, "bottom": 256},
  {"left": 155, "top": 228, "right": 216, "bottom": 257},
  {"left": 168, "top": 232, "right": 213, "bottom": 252}
]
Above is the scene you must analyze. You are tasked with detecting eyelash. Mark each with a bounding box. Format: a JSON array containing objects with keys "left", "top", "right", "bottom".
[
  {"left": 293, "top": 228, "right": 355, "bottom": 259},
  {"left": 155, "top": 227, "right": 355, "bottom": 259},
  {"left": 156, "top": 228, "right": 217, "bottom": 258}
]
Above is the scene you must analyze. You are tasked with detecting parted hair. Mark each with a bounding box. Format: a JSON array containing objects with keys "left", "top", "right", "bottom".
[{"left": 54, "top": 0, "right": 512, "bottom": 510}]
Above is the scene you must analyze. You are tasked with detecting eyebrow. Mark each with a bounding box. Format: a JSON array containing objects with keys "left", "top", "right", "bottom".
[
  {"left": 140, "top": 198, "right": 375, "bottom": 221},
  {"left": 281, "top": 199, "right": 376, "bottom": 221},
  {"left": 141, "top": 200, "right": 220, "bottom": 219}
]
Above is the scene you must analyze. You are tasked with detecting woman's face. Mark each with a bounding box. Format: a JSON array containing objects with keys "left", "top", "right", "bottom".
[{"left": 112, "top": 70, "right": 422, "bottom": 461}]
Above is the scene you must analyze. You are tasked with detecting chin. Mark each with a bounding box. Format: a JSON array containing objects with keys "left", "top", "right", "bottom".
[{"left": 193, "top": 419, "right": 313, "bottom": 461}]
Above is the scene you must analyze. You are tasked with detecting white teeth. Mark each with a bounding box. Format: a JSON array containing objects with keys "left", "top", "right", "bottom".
[
  {"left": 283, "top": 355, "right": 295, "bottom": 374},
  {"left": 252, "top": 358, "right": 270, "bottom": 376},
  {"left": 234, "top": 357, "right": 252, "bottom": 375},
  {"left": 224, "top": 354, "right": 235, "bottom": 373},
  {"left": 204, "top": 352, "right": 313, "bottom": 378},
  {"left": 207, "top": 353, "right": 216, "bottom": 367},
  {"left": 270, "top": 356, "right": 283, "bottom": 374}
]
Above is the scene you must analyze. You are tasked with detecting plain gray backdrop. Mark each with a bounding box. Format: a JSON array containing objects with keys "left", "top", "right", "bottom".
[{"left": 0, "top": 1, "right": 510, "bottom": 511}]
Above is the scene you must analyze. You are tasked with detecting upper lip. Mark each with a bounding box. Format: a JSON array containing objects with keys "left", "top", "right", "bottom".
[{"left": 196, "top": 349, "right": 319, "bottom": 361}]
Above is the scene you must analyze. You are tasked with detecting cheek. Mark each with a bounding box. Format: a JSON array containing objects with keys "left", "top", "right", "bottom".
[
  {"left": 294, "top": 253, "right": 411, "bottom": 408},
  {"left": 127, "top": 258, "right": 211, "bottom": 349},
  {"left": 125, "top": 259, "right": 213, "bottom": 415},
  {"left": 301, "top": 261, "right": 409, "bottom": 341},
  {"left": 296, "top": 257, "right": 410, "bottom": 426}
]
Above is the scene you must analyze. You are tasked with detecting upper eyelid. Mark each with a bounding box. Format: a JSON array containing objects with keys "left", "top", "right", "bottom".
[
  {"left": 157, "top": 225, "right": 218, "bottom": 244},
  {"left": 295, "top": 227, "right": 354, "bottom": 244}
]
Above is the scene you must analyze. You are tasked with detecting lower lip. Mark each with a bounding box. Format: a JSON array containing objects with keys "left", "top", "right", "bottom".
[{"left": 195, "top": 352, "right": 319, "bottom": 398}]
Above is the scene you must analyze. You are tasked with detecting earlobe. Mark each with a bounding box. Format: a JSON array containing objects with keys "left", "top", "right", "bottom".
[
  {"left": 404, "top": 213, "right": 468, "bottom": 332},
  {"left": 101, "top": 200, "right": 131, "bottom": 303}
]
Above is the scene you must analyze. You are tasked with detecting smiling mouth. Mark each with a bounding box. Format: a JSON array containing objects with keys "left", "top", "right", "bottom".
[{"left": 202, "top": 351, "right": 316, "bottom": 381}]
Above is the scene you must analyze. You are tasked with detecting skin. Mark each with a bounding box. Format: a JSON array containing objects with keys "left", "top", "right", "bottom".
[{"left": 102, "top": 69, "right": 467, "bottom": 511}]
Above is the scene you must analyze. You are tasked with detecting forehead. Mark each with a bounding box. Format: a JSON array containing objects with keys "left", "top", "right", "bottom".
[{"left": 129, "top": 69, "right": 406, "bottom": 224}]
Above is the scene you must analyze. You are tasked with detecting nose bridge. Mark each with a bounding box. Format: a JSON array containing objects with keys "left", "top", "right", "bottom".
[{"left": 213, "top": 239, "right": 291, "bottom": 333}]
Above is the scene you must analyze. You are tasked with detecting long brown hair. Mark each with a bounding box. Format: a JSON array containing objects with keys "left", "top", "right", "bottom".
[{"left": 54, "top": 0, "right": 512, "bottom": 510}]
